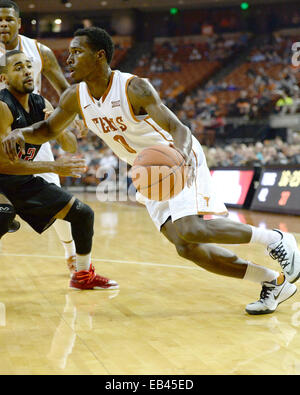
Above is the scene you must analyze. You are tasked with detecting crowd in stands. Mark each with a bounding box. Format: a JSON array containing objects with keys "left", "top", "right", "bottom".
[
  {"left": 135, "top": 32, "right": 249, "bottom": 105},
  {"left": 171, "top": 31, "right": 300, "bottom": 149},
  {"left": 205, "top": 134, "right": 300, "bottom": 168},
  {"left": 137, "top": 33, "right": 248, "bottom": 72},
  {"left": 180, "top": 32, "right": 300, "bottom": 119}
]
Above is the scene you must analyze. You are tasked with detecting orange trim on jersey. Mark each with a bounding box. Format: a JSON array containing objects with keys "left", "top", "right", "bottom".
[
  {"left": 125, "top": 75, "right": 143, "bottom": 123},
  {"left": 35, "top": 40, "right": 44, "bottom": 72},
  {"left": 76, "top": 84, "right": 88, "bottom": 128},
  {"left": 101, "top": 71, "right": 115, "bottom": 103},
  {"left": 86, "top": 87, "right": 95, "bottom": 104},
  {"left": 197, "top": 211, "right": 228, "bottom": 216},
  {"left": 144, "top": 118, "right": 173, "bottom": 143}
]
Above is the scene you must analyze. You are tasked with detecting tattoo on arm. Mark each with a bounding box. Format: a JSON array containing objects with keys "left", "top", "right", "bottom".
[
  {"left": 130, "top": 77, "right": 155, "bottom": 100},
  {"left": 128, "top": 77, "right": 190, "bottom": 144}
]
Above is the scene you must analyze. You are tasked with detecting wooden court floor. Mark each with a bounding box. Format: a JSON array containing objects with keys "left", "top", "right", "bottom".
[{"left": 1, "top": 194, "right": 300, "bottom": 375}]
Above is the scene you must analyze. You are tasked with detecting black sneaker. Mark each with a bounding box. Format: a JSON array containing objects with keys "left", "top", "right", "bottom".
[{"left": 8, "top": 219, "right": 20, "bottom": 233}]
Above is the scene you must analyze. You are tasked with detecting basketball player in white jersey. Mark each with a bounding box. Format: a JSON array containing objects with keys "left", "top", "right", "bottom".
[
  {"left": 3, "top": 27, "right": 300, "bottom": 315},
  {"left": 0, "top": 0, "right": 81, "bottom": 273}
]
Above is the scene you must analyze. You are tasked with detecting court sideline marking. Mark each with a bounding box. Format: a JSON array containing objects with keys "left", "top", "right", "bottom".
[{"left": 0, "top": 252, "right": 203, "bottom": 271}]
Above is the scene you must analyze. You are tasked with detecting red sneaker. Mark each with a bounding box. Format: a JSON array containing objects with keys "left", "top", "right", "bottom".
[{"left": 69, "top": 264, "right": 119, "bottom": 290}]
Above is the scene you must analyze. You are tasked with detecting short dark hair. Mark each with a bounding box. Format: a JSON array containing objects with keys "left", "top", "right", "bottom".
[
  {"left": 0, "top": 50, "right": 25, "bottom": 73},
  {"left": 74, "top": 27, "right": 114, "bottom": 65},
  {"left": 0, "top": 0, "right": 20, "bottom": 16}
]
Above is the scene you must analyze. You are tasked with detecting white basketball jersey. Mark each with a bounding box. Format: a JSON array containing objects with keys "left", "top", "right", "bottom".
[
  {"left": 77, "top": 70, "right": 176, "bottom": 165},
  {"left": 18, "top": 35, "right": 43, "bottom": 94}
]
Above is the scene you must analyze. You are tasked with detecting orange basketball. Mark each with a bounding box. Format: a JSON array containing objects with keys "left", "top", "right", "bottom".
[{"left": 131, "top": 145, "right": 186, "bottom": 201}]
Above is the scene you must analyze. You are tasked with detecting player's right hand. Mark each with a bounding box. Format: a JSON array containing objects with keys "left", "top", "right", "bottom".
[
  {"left": 169, "top": 142, "right": 195, "bottom": 188},
  {"left": 1, "top": 129, "right": 26, "bottom": 162},
  {"left": 53, "top": 157, "right": 87, "bottom": 178}
]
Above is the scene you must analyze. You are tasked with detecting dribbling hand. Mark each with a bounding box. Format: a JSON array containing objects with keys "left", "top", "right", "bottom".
[{"left": 169, "top": 143, "right": 195, "bottom": 188}]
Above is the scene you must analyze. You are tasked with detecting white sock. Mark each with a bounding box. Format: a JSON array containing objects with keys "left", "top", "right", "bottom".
[
  {"left": 249, "top": 226, "right": 282, "bottom": 246},
  {"left": 53, "top": 220, "right": 75, "bottom": 258},
  {"left": 76, "top": 253, "right": 91, "bottom": 272},
  {"left": 243, "top": 261, "right": 279, "bottom": 283},
  {"left": 61, "top": 241, "right": 76, "bottom": 260}
]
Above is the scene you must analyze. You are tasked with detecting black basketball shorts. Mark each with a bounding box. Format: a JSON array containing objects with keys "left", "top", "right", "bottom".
[{"left": 0, "top": 176, "right": 73, "bottom": 234}]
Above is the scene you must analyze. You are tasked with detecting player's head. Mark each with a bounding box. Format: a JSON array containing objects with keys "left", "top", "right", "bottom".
[
  {"left": 67, "top": 27, "right": 114, "bottom": 83},
  {"left": 0, "top": 50, "right": 34, "bottom": 93},
  {"left": 0, "top": 1, "right": 21, "bottom": 47}
]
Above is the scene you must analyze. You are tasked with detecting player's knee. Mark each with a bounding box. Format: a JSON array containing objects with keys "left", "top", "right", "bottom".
[
  {"left": 175, "top": 242, "right": 198, "bottom": 260},
  {"left": 0, "top": 204, "right": 16, "bottom": 238},
  {"left": 174, "top": 217, "right": 211, "bottom": 243},
  {"left": 66, "top": 199, "right": 94, "bottom": 227},
  {"left": 175, "top": 243, "right": 189, "bottom": 259},
  {"left": 79, "top": 203, "right": 94, "bottom": 226}
]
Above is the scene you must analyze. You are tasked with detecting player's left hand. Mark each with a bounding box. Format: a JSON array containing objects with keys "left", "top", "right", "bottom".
[{"left": 169, "top": 143, "right": 195, "bottom": 188}]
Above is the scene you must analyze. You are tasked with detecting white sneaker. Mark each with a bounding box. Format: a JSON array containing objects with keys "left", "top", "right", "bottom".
[
  {"left": 268, "top": 229, "right": 300, "bottom": 283},
  {"left": 246, "top": 278, "right": 297, "bottom": 315}
]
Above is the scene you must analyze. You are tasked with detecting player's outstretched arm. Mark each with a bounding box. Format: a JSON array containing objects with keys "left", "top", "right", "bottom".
[
  {"left": 1, "top": 85, "right": 79, "bottom": 162},
  {"left": 44, "top": 99, "right": 78, "bottom": 154},
  {"left": 0, "top": 151, "right": 87, "bottom": 178}
]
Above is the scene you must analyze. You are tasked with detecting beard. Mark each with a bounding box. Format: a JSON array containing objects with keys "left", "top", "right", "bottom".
[
  {"left": 0, "top": 34, "right": 10, "bottom": 45},
  {"left": 23, "top": 84, "right": 34, "bottom": 93}
]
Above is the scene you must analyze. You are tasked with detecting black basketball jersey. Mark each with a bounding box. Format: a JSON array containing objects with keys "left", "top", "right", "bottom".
[{"left": 0, "top": 88, "right": 46, "bottom": 187}]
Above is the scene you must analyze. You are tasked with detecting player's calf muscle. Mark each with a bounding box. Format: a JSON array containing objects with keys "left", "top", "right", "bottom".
[{"left": 63, "top": 199, "right": 94, "bottom": 255}]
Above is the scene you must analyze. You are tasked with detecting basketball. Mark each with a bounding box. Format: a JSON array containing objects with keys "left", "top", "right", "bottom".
[{"left": 131, "top": 145, "right": 186, "bottom": 201}]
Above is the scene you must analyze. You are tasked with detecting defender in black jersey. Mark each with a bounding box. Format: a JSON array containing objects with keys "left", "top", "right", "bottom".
[
  {"left": 0, "top": 50, "right": 119, "bottom": 290},
  {"left": 0, "top": 86, "right": 80, "bottom": 233},
  {"left": 0, "top": 51, "right": 83, "bottom": 234}
]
